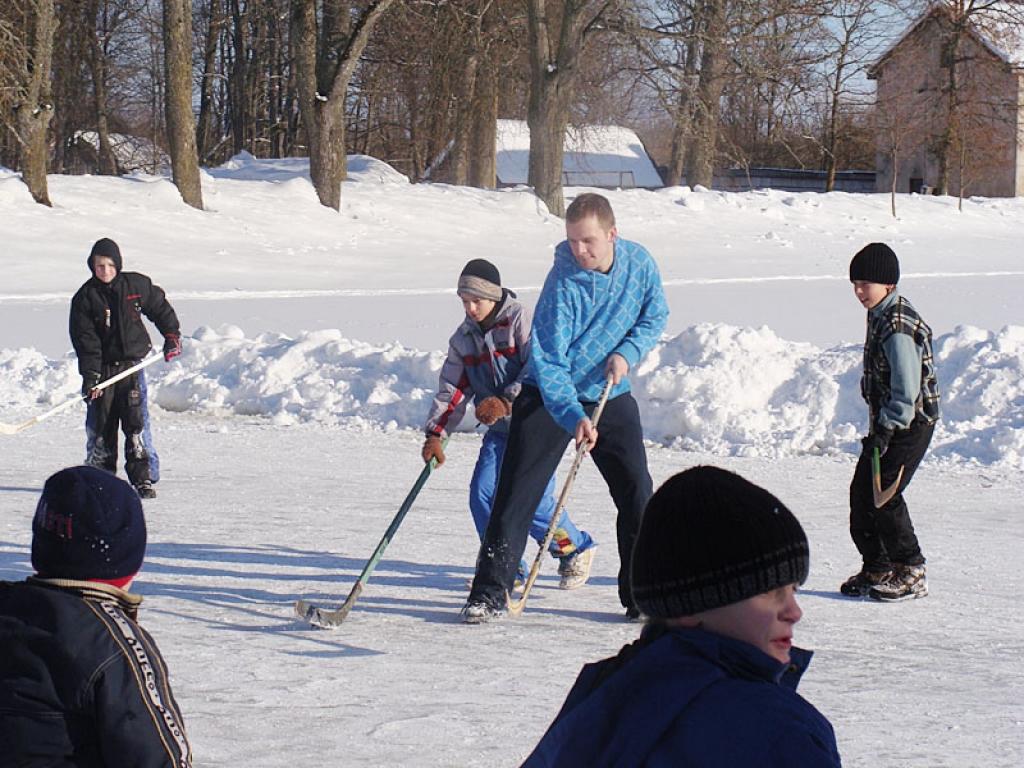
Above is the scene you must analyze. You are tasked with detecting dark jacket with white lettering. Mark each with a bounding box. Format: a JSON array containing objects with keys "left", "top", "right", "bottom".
[
  {"left": 0, "top": 577, "right": 192, "bottom": 767},
  {"left": 70, "top": 272, "right": 180, "bottom": 377}
]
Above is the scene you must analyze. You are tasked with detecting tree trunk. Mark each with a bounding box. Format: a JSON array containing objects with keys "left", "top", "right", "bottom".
[
  {"left": 525, "top": 0, "right": 598, "bottom": 217},
  {"left": 686, "top": 0, "right": 726, "bottom": 189},
  {"left": 196, "top": 0, "right": 222, "bottom": 162},
  {"left": 163, "top": 0, "right": 204, "bottom": 208},
  {"left": 449, "top": 50, "right": 479, "bottom": 185},
  {"left": 468, "top": 56, "right": 497, "bottom": 189},
  {"left": 291, "top": 0, "right": 396, "bottom": 211},
  {"left": 14, "top": 0, "right": 57, "bottom": 205},
  {"left": 936, "top": 30, "right": 963, "bottom": 196},
  {"left": 86, "top": 0, "right": 118, "bottom": 175},
  {"left": 666, "top": 21, "right": 700, "bottom": 187}
]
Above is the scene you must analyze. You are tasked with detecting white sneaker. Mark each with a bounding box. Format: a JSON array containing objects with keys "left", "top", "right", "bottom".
[
  {"left": 869, "top": 565, "right": 928, "bottom": 602},
  {"left": 557, "top": 547, "right": 595, "bottom": 590},
  {"left": 462, "top": 601, "right": 505, "bottom": 624}
]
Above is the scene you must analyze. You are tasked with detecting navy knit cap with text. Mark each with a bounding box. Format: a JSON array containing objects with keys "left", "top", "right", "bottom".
[
  {"left": 31, "top": 466, "right": 146, "bottom": 581},
  {"left": 631, "top": 466, "right": 809, "bottom": 618},
  {"left": 849, "top": 242, "right": 899, "bottom": 285}
]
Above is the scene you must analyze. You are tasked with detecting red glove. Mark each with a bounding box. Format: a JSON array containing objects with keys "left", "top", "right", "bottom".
[
  {"left": 422, "top": 436, "right": 446, "bottom": 466},
  {"left": 475, "top": 396, "right": 512, "bottom": 425},
  {"left": 163, "top": 333, "right": 182, "bottom": 362}
]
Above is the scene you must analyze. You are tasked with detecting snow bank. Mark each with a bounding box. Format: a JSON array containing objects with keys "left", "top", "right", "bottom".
[{"left": 3, "top": 322, "right": 1021, "bottom": 469}]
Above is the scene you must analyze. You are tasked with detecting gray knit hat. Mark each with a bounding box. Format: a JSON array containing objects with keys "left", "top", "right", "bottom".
[
  {"left": 631, "top": 466, "right": 809, "bottom": 618},
  {"left": 457, "top": 259, "right": 503, "bottom": 302}
]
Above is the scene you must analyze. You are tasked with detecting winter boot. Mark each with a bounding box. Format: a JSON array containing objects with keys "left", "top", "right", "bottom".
[
  {"left": 557, "top": 547, "right": 595, "bottom": 590},
  {"left": 134, "top": 481, "right": 157, "bottom": 500},
  {"left": 462, "top": 600, "right": 505, "bottom": 624},
  {"left": 840, "top": 568, "right": 893, "bottom": 597},
  {"left": 869, "top": 564, "right": 928, "bottom": 602}
]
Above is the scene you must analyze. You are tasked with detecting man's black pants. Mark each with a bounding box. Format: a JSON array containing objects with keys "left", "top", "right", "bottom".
[{"left": 469, "top": 385, "right": 653, "bottom": 611}]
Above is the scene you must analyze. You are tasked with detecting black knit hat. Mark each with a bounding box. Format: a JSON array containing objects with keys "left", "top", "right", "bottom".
[
  {"left": 457, "top": 259, "right": 503, "bottom": 302},
  {"left": 88, "top": 237, "right": 123, "bottom": 273},
  {"left": 31, "top": 466, "right": 146, "bottom": 581},
  {"left": 849, "top": 242, "right": 899, "bottom": 285},
  {"left": 631, "top": 466, "right": 809, "bottom": 618}
]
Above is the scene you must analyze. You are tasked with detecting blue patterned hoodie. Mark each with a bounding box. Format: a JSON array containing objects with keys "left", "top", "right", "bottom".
[{"left": 525, "top": 237, "right": 669, "bottom": 434}]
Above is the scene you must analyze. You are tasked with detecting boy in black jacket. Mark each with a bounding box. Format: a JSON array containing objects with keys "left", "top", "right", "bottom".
[
  {"left": 842, "top": 243, "right": 940, "bottom": 602},
  {"left": 0, "top": 466, "right": 192, "bottom": 766},
  {"left": 70, "top": 237, "right": 182, "bottom": 498}
]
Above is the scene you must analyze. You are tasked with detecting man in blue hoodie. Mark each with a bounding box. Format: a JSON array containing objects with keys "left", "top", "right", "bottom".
[{"left": 464, "top": 193, "right": 669, "bottom": 622}]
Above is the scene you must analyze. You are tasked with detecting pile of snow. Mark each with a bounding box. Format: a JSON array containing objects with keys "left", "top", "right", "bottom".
[{"left": 3, "top": 321, "right": 1021, "bottom": 469}]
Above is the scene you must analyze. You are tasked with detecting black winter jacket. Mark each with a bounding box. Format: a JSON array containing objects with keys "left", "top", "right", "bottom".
[
  {"left": 70, "top": 272, "right": 180, "bottom": 376},
  {"left": 0, "top": 578, "right": 192, "bottom": 767}
]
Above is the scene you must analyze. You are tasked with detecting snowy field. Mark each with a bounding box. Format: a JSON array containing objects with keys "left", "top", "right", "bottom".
[{"left": 1, "top": 157, "right": 1023, "bottom": 766}]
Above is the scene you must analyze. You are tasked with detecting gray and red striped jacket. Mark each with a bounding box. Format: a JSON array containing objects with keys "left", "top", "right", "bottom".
[{"left": 424, "top": 294, "right": 530, "bottom": 437}]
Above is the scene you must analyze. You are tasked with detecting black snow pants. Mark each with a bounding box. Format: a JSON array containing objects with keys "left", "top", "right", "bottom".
[
  {"left": 469, "top": 385, "right": 653, "bottom": 612},
  {"left": 84, "top": 362, "right": 153, "bottom": 487},
  {"left": 849, "top": 417, "right": 935, "bottom": 571}
]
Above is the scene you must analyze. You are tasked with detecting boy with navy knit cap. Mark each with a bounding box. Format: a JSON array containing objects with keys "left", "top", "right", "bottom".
[
  {"left": 843, "top": 242, "right": 939, "bottom": 601},
  {"left": 464, "top": 193, "right": 668, "bottom": 622},
  {"left": 0, "top": 466, "right": 192, "bottom": 765},
  {"left": 522, "top": 466, "right": 841, "bottom": 767},
  {"left": 423, "top": 259, "right": 596, "bottom": 589},
  {"left": 70, "top": 237, "right": 182, "bottom": 499}
]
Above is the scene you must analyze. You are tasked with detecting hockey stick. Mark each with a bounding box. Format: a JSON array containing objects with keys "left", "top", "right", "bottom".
[
  {"left": 295, "top": 437, "right": 448, "bottom": 629},
  {"left": 872, "top": 446, "right": 905, "bottom": 508},
  {"left": 507, "top": 375, "right": 615, "bottom": 618},
  {"left": 0, "top": 354, "right": 164, "bottom": 436}
]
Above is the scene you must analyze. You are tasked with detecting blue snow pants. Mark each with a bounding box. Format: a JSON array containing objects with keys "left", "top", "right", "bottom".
[{"left": 469, "top": 430, "right": 593, "bottom": 573}]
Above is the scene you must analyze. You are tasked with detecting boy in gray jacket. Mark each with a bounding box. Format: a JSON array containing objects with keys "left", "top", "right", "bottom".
[{"left": 422, "top": 259, "right": 595, "bottom": 589}]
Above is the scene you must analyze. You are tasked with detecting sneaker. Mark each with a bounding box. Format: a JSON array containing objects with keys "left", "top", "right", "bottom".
[
  {"left": 557, "top": 547, "right": 595, "bottom": 590},
  {"left": 869, "top": 565, "right": 928, "bottom": 602},
  {"left": 134, "top": 482, "right": 157, "bottom": 500},
  {"left": 840, "top": 568, "right": 892, "bottom": 597},
  {"left": 462, "top": 600, "right": 505, "bottom": 624}
]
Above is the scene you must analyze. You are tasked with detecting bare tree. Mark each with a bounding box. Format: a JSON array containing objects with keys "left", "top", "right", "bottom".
[
  {"left": 0, "top": 0, "right": 58, "bottom": 205},
  {"left": 290, "top": 0, "right": 397, "bottom": 210},
  {"left": 163, "top": 0, "right": 203, "bottom": 207},
  {"left": 525, "top": 0, "right": 617, "bottom": 217}
]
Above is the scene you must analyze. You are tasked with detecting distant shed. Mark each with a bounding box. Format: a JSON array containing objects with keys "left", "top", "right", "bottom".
[{"left": 494, "top": 119, "right": 663, "bottom": 189}]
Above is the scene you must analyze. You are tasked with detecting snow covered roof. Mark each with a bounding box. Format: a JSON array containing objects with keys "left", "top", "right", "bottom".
[
  {"left": 871, "top": 1, "right": 1024, "bottom": 76},
  {"left": 73, "top": 131, "right": 169, "bottom": 173},
  {"left": 495, "top": 119, "right": 662, "bottom": 189}
]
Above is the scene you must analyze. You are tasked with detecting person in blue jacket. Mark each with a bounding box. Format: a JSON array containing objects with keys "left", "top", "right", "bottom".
[
  {"left": 464, "top": 193, "right": 669, "bottom": 622},
  {"left": 522, "top": 466, "right": 842, "bottom": 768}
]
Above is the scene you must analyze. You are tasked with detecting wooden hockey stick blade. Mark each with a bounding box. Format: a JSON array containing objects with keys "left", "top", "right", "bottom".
[
  {"left": 506, "top": 375, "right": 615, "bottom": 618},
  {"left": 872, "top": 447, "right": 905, "bottom": 508}
]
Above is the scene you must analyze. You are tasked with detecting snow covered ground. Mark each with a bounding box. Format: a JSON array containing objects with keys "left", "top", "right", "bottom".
[{"left": 1, "top": 157, "right": 1023, "bottom": 766}]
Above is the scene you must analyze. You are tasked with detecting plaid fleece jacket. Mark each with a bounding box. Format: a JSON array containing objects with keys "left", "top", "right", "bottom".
[{"left": 526, "top": 237, "right": 669, "bottom": 435}]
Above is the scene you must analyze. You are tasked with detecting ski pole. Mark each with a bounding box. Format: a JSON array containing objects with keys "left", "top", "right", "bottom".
[
  {"left": 507, "top": 374, "right": 615, "bottom": 618},
  {"left": 0, "top": 354, "right": 164, "bottom": 436},
  {"left": 295, "top": 437, "right": 448, "bottom": 629},
  {"left": 871, "top": 446, "right": 904, "bottom": 508}
]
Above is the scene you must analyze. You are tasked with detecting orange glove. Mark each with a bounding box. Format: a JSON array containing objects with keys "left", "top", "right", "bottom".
[
  {"left": 474, "top": 396, "right": 512, "bottom": 425},
  {"left": 422, "top": 435, "right": 446, "bottom": 466}
]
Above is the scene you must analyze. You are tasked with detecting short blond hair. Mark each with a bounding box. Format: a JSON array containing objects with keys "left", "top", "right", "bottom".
[{"left": 566, "top": 193, "right": 615, "bottom": 230}]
